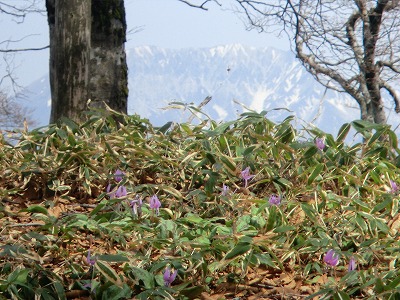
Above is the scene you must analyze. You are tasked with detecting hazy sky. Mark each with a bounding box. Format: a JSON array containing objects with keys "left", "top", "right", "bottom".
[
  {"left": 127, "top": 0, "right": 289, "bottom": 49},
  {"left": 0, "top": 0, "right": 290, "bottom": 88}
]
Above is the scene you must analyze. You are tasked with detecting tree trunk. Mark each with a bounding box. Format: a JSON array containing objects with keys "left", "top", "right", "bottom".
[
  {"left": 46, "top": 0, "right": 91, "bottom": 123},
  {"left": 364, "top": 4, "right": 387, "bottom": 125},
  {"left": 89, "top": 0, "right": 128, "bottom": 113},
  {"left": 46, "top": 0, "right": 128, "bottom": 124}
]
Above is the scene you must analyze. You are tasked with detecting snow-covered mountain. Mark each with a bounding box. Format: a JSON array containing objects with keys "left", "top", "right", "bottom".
[{"left": 21, "top": 44, "right": 399, "bottom": 136}]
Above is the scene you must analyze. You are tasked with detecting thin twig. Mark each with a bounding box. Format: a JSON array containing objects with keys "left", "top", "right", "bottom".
[{"left": 0, "top": 45, "right": 49, "bottom": 53}]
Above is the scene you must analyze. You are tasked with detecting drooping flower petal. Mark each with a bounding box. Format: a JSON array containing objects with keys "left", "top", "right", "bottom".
[
  {"left": 163, "top": 267, "right": 177, "bottom": 287},
  {"left": 114, "top": 170, "right": 125, "bottom": 183},
  {"left": 130, "top": 195, "right": 143, "bottom": 215},
  {"left": 323, "top": 249, "right": 339, "bottom": 267},
  {"left": 149, "top": 195, "right": 161, "bottom": 215},
  {"left": 86, "top": 250, "right": 96, "bottom": 266},
  {"left": 221, "top": 184, "right": 229, "bottom": 196},
  {"left": 268, "top": 194, "right": 281, "bottom": 206},
  {"left": 390, "top": 180, "right": 399, "bottom": 194},
  {"left": 315, "top": 138, "right": 325, "bottom": 151},
  {"left": 106, "top": 184, "right": 116, "bottom": 198},
  {"left": 115, "top": 185, "right": 127, "bottom": 198},
  {"left": 348, "top": 257, "right": 356, "bottom": 272},
  {"left": 240, "top": 166, "right": 255, "bottom": 187}
]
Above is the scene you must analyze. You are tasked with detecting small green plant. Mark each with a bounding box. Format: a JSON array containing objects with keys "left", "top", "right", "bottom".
[{"left": 1, "top": 108, "right": 400, "bottom": 299}]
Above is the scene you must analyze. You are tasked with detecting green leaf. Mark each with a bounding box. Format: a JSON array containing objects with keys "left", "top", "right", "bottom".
[
  {"left": 55, "top": 128, "right": 67, "bottom": 140},
  {"left": 301, "top": 203, "right": 317, "bottom": 221},
  {"left": 266, "top": 206, "right": 277, "bottom": 231},
  {"left": 7, "top": 268, "right": 30, "bottom": 284},
  {"left": 359, "top": 238, "right": 378, "bottom": 248},
  {"left": 370, "top": 197, "right": 392, "bottom": 214},
  {"left": 375, "top": 277, "right": 385, "bottom": 293},
  {"left": 97, "top": 254, "right": 129, "bottom": 262},
  {"left": 157, "top": 121, "right": 173, "bottom": 134},
  {"left": 375, "top": 218, "right": 389, "bottom": 234},
  {"left": 22, "top": 232, "right": 52, "bottom": 242},
  {"left": 243, "top": 145, "right": 257, "bottom": 156},
  {"left": 205, "top": 120, "right": 236, "bottom": 136},
  {"left": 192, "top": 236, "right": 211, "bottom": 246},
  {"left": 128, "top": 267, "right": 155, "bottom": 289},
  {"left": 59, "top": 117, "right": 80, "bottom": 132},
  {"left": 355, "top": 215, "right": 368, "bottom": 233},
  {"left": 333, "top": 291, "right": 351, "bottom": 300},
  {"left": 303, "top": 146, "right": 318, "bottom": 159},
  {"left": 89, "top": 199, "right": 108, "bottom": 216},
  {"left": 180, "top": 151, "right": 199, "bottom": 164},
  {"left": 253, "top": 253, "right": 276, "bottom": 268},
  {"left": 24, "top": 205, "right": 48, "bottom": 215},
  {"left": 388, "top": 129, "right": 398, "bottom": 149},
  {"left": 159, "top": 184, "right": 183, "bottom": 199},
  {"left": 336, "top": 123, "right": 351, "bottom": 143},
  {"left": 95, "top": 261, "right": 123, "bottom": 287},
  {"left": 386, "top": 275, "right": 400, "bottom": 290},
  {"left": 182, "top": 215, "right": 204, "bottom": 224},
  {"left": 308, "top": 163, "right": 324, "bottom": 185},
  {"left": 273, "top": 225, "right": 296, "bottom": 233},
  {"left": 205, "top": 152, "right": 216, "bottom": 164},
  {"left": 53, "top": 281, "right": 66, "bottom": 300},
  {"left": 220, "top": 155, "right": 237, "bottom": 175},
  {"left": 352, "top": 119, "right": 384, "bottom": 132},
  {"left": 224, "top": 242, "right": 252, "bottom": 260}
]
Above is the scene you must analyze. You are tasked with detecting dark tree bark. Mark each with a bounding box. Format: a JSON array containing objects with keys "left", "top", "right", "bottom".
[
  {"left": 46, "top": 0, "right": 91, "bottom": 123},
  {"left": 89, "top": 0, "right": 128, "bottom": 114},
  {"left": 46, "top": 0, "right": 128, "bottom": 124}
]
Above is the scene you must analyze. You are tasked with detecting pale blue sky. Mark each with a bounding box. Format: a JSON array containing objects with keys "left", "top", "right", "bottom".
[
  {"left": 127, "top": 0, "right": 289, "bottom": 49},
  {"left": 0, "top": 0, "right": 290, "bottom": 88}
]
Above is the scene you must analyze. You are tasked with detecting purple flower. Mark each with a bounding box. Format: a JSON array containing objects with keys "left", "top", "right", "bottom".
[
  {"left": 268, "top": 194, "right": 281, "bottom": 206},
  {"left": 315, "top": 138, "right": 325, "bottom": 151},
  {"left": 107, "top": 185, "right": 127, "bottom": 198},
  {"left": 240, "top": 166, "right": 255, "bottom": 188},
  {"left": 390, "top": 180, "right": 398, "bottom": 194},
  {"left": 221, "top": 184, "right": 229, "bottom": 196},
  {"left": 114, "top": 169, "right": 125, "bottom": 183},
  {"left": 163, "top": 267, "right": 177, "bottom": 287},
  {"left": 115, "top": 185, "right": 127, "bottom": 198},
  {"left": 130, "top": 195, "right": 143, "bottom": 215},
  {"left": 348, "top": 257, "right": 356, "bottom": 272},
  {"left": 323, "top": 249, "right": 339, "bottom": 267},
  {"left": 106, "top": 184, "right": 116, "bottom": 198},
  {"left": 149, "top": 195, "right": 161, "bottom": 215},
  {"left": 86, "top": 250, "right": 96, "bottom": 266}
]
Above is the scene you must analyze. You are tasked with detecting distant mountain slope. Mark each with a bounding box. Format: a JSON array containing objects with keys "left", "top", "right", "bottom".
[{"left": 21, "top": 44, "right": 399, "bottom": 137}]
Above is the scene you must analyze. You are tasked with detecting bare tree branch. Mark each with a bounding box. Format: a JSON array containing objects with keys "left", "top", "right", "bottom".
[
  {"left": 232, "top": 0, "right": 400, "bottom": 124},
  {"left": 0, "top": 45, "right": 49, "bottom": 53},
  {"left": 0, "top": 0, "right": 44, "bottom": 22},
  {"left": 0, "top": 0, "right": 44, "bottom": 129},
  {"left": 381, "top": 80, "right": 400, "bottom": 113},
  {"left": 177, "top": 0, "right": 221, "bottom": 10},
  {"left": 0, "top": 34, "right": 49, "bottom": 53}
]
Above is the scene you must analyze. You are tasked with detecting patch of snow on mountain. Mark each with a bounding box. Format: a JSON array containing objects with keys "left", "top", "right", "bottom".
[
  {"left": 20, "top": 43, "right": 399, "bottom": 139},
  {"left": 249, "top": 86, "right": 274, "bottom": 112},
  {"left": 286, "top": 88, "right": 301, "bottom": 106}
]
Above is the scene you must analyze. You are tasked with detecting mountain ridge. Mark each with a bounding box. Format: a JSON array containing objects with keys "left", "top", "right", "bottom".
[{"left": 21, "top": 44, "right": 398, "bottom": 137}]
